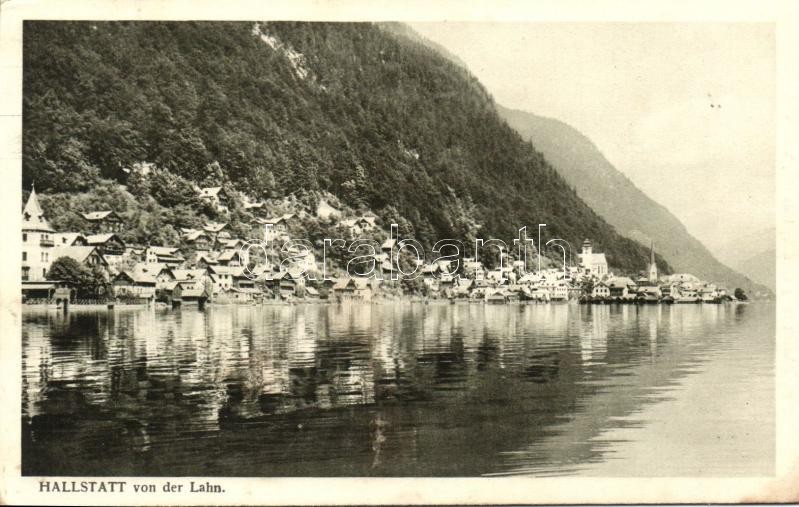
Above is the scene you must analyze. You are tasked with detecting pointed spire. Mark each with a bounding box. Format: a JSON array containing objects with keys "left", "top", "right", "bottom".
[
  {"left": 22, "top": 182, "right": 53, "bottom": 232},
  {"left": 650, "top": 239, "right": 655, "bottom": 265}
]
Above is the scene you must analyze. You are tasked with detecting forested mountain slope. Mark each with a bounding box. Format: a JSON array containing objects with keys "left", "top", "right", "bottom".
[{"left": 23, "top": 21, "right": 667, "bottom": 273}]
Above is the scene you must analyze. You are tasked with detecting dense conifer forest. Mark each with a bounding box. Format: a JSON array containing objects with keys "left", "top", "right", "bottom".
[{"left": 23, "top": 21, "right": 669, "bottom": 273}]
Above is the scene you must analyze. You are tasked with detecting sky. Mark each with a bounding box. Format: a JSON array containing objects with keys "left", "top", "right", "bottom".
[{"left": 410, "top": 22, "right": 775, "bottom": 255}]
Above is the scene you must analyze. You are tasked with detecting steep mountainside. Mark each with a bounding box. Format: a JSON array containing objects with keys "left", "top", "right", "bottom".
[
  {"left": 497, "top": 106, "right": 770, "bottom": 294},
  {"left": 712, "top": 227, "right": 775, "bottom": 292},
  {"left": 23, "top": 21, "right": 667, "bottom": 273}
]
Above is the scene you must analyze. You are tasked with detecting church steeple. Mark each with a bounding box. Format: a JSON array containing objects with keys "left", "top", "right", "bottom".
[
  {"left": 648, "top": 240, "right": 658, "bottom": 283},
  {"left": 22, "top": 182, "right": 53, "bottom": 232}
]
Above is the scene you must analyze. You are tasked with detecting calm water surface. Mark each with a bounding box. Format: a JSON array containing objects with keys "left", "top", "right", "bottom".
[{"left": 21, "top": 302, "right": 774, "bottom": 477}]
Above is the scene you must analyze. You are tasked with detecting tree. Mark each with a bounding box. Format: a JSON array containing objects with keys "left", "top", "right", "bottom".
[
  {"left": 46, "top": 256, "right": 108, "bottom": 298},
  {"left": 734, "top": 288, "right": 748, "bottom": 301},
  {"left": 47, "top": 256, "right": 89, "bottom": 285}
]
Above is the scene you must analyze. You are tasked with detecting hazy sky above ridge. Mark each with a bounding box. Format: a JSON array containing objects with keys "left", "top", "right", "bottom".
[{"left": 410, "top": 22, "right": 775, "bottom": 253}]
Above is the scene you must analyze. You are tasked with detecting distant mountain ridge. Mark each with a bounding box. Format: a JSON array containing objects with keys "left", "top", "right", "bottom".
[
  {"left": 496, "top": 106, "right": 770, "bottom": 295},
  {"left": 712, "top": 227, "right": 775, "bottom": 292}
]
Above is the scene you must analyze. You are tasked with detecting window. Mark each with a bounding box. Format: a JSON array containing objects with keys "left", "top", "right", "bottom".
[
  {"left": 21, "top": 267, "right": 30, "bottom": 281},
  {"left": 22, "top": 251, "right": 27, "bottom": 261},
  {"left": 22, "top": 233, "right": 27, "bottom": 242},
  {"left": 42, "top": 268, "right": 46, "bottom": 278}
]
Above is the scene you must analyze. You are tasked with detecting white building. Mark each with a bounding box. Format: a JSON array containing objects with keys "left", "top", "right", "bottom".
[
  {"left": 577, "top": 239, "right": 608, "bottom": 277},
  {"left": 21, "top": 186, "right": 55, "bottom": 281}
]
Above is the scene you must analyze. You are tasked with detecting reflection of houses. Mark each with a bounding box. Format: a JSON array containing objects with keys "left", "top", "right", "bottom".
[
  {"left": 332, "top": 277, "right": 374, "bottom": 301},
  {"left": 81, "top": 210, "right": 124, "bottom": 233},
  {"left": 577, "top": 239, "right": 608, "bottom": 276},
  {"left": 21, "top": 186, "right": 55, "bottom": 281}
]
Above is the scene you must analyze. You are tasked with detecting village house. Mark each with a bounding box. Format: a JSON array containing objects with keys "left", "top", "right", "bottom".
[
  {"left": 316, "top": 198, "right": 342, "bottom": 220},
  {"left": 591, "top": 281, "right": 611, "bottom": 299},
  {"left": 112, "top": 269, "right": 156, "bottom": 300},
  {"left": 21, "top": 186, "right": 55, "bottom": 281},
  {"left": 380, "top": 238, "right": 396, "bottom": 256},
  {"left": 341, "top": 216, "right": 377, "bottom": 236},
  {"left": 198, "top": 186, "right": 229, "bottom": 213},
  {"left": 171, "top": 268, "right": 210, "bottom": 292},
  {"left": 54, "top": 232, "right": 88, "bottom": 247},
  {"left": 51, "top": 245, "right": 108, "bottom": 270},
  {"left": 264, "top": 270, "right": 300, "bottom": 299},
  {"left": 207, "top": 265, "right": 234, "bottom": 295},
  {"left": 84, "top": 233, "right": 125, "bottom": 256},
  {"left": 216, "top": 248, "right": 244, "bottom": 267},
  {"left": 462, "top": 257, "right": 484, "bottom": 278},
  {"left": 172, "top": 280, "right": 211, "bottom": 304},
  {"left": 181, "top": 229, "right": 213, "bottom": 250},
  {"left": 143, "top": 264, "right": 176, "bottom": 291},
  {"left": 203, "top": 221, "right": 228, "bottom": 239},
  {"left": 544, "top": 280, "right": 569, "bottom": 301},
  {"left": 332, "top": 277, "right": 374, "bottom": 302},
  {"left": 242, "top": 194, "right": 265, "bottom": 212},
  {"left": 143, "top": 246, "right": 185, "bottom": 267},
  {"left": 217, "top": 238, "right": 246, "bottom": 251},
  {"left": 577, "top": 239, "right": 608, "bottom": 277},
  {"left": 608, "top": 277, "right": 636, "bottom": 299},
  {"left": 81, "top": 210, "right": 124, "bottom": 233},
  {"left": 261, "top": 214, "right": 297, "bottom": 237},
  {"left": 196, "top": 253, "right": 219, "bottom": 269}
]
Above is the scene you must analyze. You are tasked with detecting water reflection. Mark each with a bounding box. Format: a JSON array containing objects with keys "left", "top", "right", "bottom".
[{"left": 22, "top": 302, "right": 774, "bottom": 477}]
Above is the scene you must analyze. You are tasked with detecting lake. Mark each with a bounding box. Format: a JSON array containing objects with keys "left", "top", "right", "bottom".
[{"left": 21, "top": 301, "right": 774, "bottom": 477}]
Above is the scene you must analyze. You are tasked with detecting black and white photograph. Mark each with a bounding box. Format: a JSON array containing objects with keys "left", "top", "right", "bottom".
[{"left": 1, "top": 0, "right": 797, "bottom": 504}]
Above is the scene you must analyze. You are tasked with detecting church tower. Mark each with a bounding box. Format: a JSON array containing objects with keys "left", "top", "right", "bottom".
[
  {"left": 648, "top": 240, "right": 658, "bottom": 283},
  {"left": 22, "top": 184, "right": 55, "bottom": 281}
]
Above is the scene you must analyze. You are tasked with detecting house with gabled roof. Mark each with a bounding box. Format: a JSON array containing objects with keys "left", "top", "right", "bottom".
[
  {"left": 198, "top": 186, "right": 229, "bottom": 213},
  {"left": 263, "top": 269, "right": 302, "bottom": 299},
  {"left": 181, "top": 228, "right": 213, "bottom": 250},
  {"left": 55, "top": 232, "right": 88, "bottom": 247},
  {"left": 81, "top": 210, "right": 124, "bottom": 233},
  {"left": 112, "top": 267, "right": 156, "bottom": 300},
  {"left": 50, "top": 245, "right": 109, "bottom": 275},
  {"left": 86, "top": 233, "right": 126, "bottom": 255},
  {"left": 216, "top": 248, "right": 243, "bottom": 267},
  {"left": 332, "top": 277, "right": 374, "bottom": 301},
  {"left": 143, "top": 246, "right": 184, "bottom": 267},
  {"left": 316, "top": 198, "right": 342, "bottom": 220}
]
